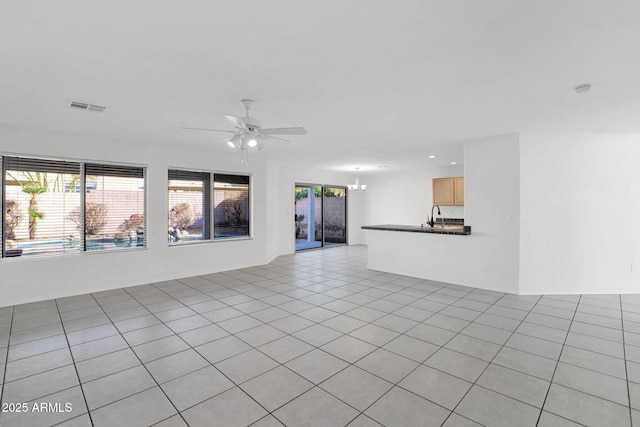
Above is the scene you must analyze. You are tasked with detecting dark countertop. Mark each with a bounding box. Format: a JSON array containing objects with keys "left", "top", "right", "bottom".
[{"left": 362, "top": 224, "right": 471, "bottom": 235}]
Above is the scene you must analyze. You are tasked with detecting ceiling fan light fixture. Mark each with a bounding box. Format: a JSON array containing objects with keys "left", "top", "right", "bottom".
[
  {"left": 181, "top": 99, "right": 306, "bottom": 164},
  {"left": 227, "top": 133, "right": 242, "bottom": 149}
]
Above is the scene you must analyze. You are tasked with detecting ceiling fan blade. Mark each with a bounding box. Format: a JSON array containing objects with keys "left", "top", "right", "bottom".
[
  {"left": 260, "top": 127, "right": 307, "bottom": 135},
  {"left": 224, "top": 114, "right": 248, "bottom": 130},
  {"left": 258, "top": 133, "right": 290, "bottom": 143},
  {"left": 181, "top": 126, "right": 236, "bottom": 133}
]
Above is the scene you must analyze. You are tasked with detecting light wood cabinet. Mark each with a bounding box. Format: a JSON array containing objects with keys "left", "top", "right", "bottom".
[
  {"left": 433, "top": 176, "right": 464, "bottom": 206},
  {"left": 433, "top": 178, "right": 454, "bottom": 206},
  {"left": 454, "top": 177, "right": 464, "bottom": 206}
]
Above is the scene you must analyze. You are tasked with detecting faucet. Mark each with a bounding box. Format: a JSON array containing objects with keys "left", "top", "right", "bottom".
[{"left": 427, "top": 205, "right": 441, "bottom": 227}]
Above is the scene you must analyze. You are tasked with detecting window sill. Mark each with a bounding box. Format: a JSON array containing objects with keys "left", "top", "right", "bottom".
[
  {"left": 1, "top": 246, "right": 148, "bottom": 261},
  {"left": 168, "top": 236, "right": 253, "bottom": 247}
]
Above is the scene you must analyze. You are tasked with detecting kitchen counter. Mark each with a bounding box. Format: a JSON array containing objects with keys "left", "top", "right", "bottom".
[{"left": 362, "top": 224, "right": 471, "bottom": 235}]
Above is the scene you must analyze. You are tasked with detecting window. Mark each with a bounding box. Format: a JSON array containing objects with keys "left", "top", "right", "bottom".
[
  {"left": 3, "top": 157, "right": 81, "bottom": 257},
  {"left": 2, "top": 156, "right": 146, "bottom": 258},
  {"left": 84, "top": 164, "right": 146, "bottom": 251},
  {"left": 214, "top": 174, "right": 250, "bottom": 239},
  {"left": 168, "top": 170, "right": 211, "bottom": 243},
  {"left": 167, "top": 171, "right": 250, "bottom": 243}
]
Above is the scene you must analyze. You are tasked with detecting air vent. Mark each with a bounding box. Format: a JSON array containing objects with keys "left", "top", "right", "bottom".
[{"left": 68, "top": 100, "right": 106, "bottom": 113}]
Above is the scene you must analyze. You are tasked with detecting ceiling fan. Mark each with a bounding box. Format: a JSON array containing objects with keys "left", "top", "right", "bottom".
[{"left": 181, "top": 99, "right": 307, "bottom": 164}]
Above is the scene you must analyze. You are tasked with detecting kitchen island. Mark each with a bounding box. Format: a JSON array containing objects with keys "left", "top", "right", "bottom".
[{"left": 361, "top": 222, "right": 519, "bottom": 294}]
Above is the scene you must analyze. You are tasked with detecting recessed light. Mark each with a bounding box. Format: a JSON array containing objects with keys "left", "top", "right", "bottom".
[
  {"left": 428, "top": 155, "right": 436, "bottom": 159},
  {"left": 377, "top": 165, "right": 388, "bottom": 169},
  {"left": 450, "top": 162, "right": 457, "bottom": 165}
]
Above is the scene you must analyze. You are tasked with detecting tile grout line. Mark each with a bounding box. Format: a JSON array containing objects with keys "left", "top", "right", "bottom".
[
  {"left": 53, "top": 298, "right": 95, "bottom": 427},
  {"left": 534, "top": 294, "right": 582, "bottom": 427},
  {"left": 620, "top": 295, "right": 634, "bottom": 427},
  {"left": 0, "top": 306, "right": 15, "bottom": 417}
]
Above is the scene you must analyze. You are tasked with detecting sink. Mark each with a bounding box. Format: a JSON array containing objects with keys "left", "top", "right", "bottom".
[{"left": 421, "top": 224, "right": 463, "bottom": 230}]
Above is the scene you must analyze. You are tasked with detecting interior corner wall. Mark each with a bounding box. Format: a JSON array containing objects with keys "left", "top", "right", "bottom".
[
  {"left": 519, "top": 133, "right": 640, "bottom": 294},
  {"left": 0, "top": 125, "right": 271, "bottom": 307}
]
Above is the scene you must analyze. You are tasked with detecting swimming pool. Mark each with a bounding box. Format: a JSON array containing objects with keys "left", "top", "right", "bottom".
[{"left": 15, "top": 237, "right": 144, "bottom": 255}]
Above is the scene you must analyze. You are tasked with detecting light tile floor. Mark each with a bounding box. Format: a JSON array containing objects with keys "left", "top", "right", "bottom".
[{"left": 1, "top": 245, "right": 639, "bottom": 426}]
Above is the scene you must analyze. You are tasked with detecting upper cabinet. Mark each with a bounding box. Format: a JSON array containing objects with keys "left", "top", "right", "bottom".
[
  {"left": 433, "top": 177, "right": 464, "bottom": 206},
  {"left": 433, "top": 177, "right": 454, "bottom": 206},
  {"left": 454, "top": 177, "right": 464, "bottom": 206}
]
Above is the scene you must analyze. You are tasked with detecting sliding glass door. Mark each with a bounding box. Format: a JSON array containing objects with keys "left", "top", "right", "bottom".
[
  {"left": 295, "top": 184, "right": 346, "bottom": 251},
  {"left": 323, "top": 186, "right": 346, "bottom": 246}
]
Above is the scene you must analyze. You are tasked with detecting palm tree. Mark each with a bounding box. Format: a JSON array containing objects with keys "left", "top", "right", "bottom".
[
  {"left": 6, "top": 171, "right": 53, "bottom": 240},
  {"left": 7, "top": 171, "right": 84, "bottom": 240},
  {"left": 23, "top": 184, "right": 47, "bottom": 239}
]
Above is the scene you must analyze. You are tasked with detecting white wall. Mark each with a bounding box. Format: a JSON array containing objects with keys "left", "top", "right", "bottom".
[
  {"left": 519, "top": 133, "right": 640, "bottom": 294},
  {"left": 0, "top": 125, "right": 272, "bottom": 306},
  {"left": 463, "top": 133, "right": 520, "bottom": 292}
]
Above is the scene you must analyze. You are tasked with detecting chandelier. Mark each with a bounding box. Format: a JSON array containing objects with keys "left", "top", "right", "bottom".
[{"left": 348, "top": 168, "right": 367, "bottom": 191}]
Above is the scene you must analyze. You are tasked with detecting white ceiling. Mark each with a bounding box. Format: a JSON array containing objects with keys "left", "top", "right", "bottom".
[{"left": 2, "top": 1, "right": 640, "bottom": 174}]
